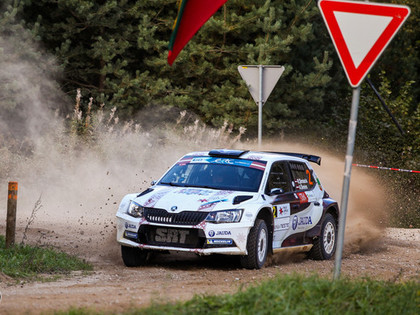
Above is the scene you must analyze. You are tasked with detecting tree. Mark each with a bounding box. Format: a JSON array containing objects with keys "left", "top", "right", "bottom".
[
  {"left": 20, "top": 0, "right": 177, "bottom": 116},
  {"left": 372, "top": 0, "right": 420, "bottom": 108},
  {"left": 146, "top": 0, "right": 340, "bottom": 135},
  {"left": 356, "top": 74, "right": 419, "bottom": 227},
  {"left": 9, "top": 0, "right": 419, "bottom": 137},
  {"left": 17, "top": 0, "right": 343, "bottom": 134}
]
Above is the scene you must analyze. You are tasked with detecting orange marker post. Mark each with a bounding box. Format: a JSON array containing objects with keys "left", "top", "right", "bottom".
[{"left": 6, "top": 182, "right": 18, "bottom": 248}]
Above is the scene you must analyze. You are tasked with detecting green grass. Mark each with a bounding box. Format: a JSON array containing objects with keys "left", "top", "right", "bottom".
[
  {"left": 58, "top": 274, "right": 420, "bottom": 315},
  {"left": 0, "top": 235, "right": 92, "bottom": 279}
]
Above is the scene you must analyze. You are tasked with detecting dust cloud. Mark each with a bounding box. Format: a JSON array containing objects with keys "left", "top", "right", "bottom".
[
  {"left": 0, "top": 31, "right": 388, "bottom": 266},
  {"left": 264, "top": 140, "right": 388, "bottom": 266},
  {"left": 0, "top": 132, "right": 388, "bottom": 264}
]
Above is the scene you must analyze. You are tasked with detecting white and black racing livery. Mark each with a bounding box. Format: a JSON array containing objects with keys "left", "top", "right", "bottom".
[{"left": 116, "top": 149, "right": 339, "bottom": 269}]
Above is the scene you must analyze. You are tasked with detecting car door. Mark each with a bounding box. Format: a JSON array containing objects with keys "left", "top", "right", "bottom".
[
  {"left": 288, "top": 161, "right": 323, "bottom": 234},
  {"left": 265, "top": 161, "right": 295, "bottom": 249}
]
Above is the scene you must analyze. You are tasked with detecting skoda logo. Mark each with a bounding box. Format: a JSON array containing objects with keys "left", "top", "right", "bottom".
[
  {"left": 292, "top": 215, "right": 298, "bottom": 230},
  {"left": 170, "top": 206, "right": 178, "bottom": 212},
  {"left": 208, "top": 230, "right": 215, "bottom": 237}
]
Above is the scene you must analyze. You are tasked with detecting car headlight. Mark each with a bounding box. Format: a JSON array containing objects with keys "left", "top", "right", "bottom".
[
  {"left": 127, "top": 200, "right": 144, "bottom": 218},
  {"left": 205, "top": 209, "right": 243, "bottom": 223}
]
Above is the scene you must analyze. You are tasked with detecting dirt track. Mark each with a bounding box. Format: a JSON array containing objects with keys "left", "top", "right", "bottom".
[
  {"left": 0, "top": 226, "right": 418, "bottom": 314},
  {"left": 0, "top": 141, "right": 419, "bottom": 313}
]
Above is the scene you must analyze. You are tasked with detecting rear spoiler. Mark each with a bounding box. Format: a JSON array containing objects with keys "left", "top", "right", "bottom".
[{"left": 266, "top": 152, "right": 321, "bottom": 165}]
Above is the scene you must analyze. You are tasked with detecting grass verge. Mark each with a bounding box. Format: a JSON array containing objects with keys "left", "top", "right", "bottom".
[
  {"left": 0, "top": 235, "right": 92, "bottom": 280},
  {"left": 58, "top": 273, "right": 420, "bottom": 315}
]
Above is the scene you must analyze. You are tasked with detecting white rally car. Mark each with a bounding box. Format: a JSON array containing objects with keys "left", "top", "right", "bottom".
[{"left": 116, "top": 149, "right": 339, "bottom": 269}]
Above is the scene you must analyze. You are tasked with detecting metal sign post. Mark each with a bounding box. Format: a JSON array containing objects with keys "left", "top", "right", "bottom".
[
  {"left": 258, "top": 66, "right": 263, "bottom": 146},
  {"left": 238, "top": 65, "right": 284, "bottom": 146},
  {"left": 333, "top": 86, "right": 360, "bottom": 279}
]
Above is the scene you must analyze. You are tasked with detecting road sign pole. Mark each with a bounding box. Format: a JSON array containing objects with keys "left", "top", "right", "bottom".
[
  {"left": 238, "top": 65, "right": 284, "bottom": 146},
  {"left": 334, "top": 86, "right": 361, "bottom": 280},
  {"left": 258, "top": 65, "right": 263, "bottom": 147}
]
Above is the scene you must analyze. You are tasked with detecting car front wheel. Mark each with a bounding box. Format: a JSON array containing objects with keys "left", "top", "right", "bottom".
[
  {"left": 309, "top": 213, "right": 337, "bottom": 260},
  {"left": 240, "top": 219, "right": 268, "bottom": 269},
  {"left": 121, "top": 245, "right": 149, "bottom": 267}
]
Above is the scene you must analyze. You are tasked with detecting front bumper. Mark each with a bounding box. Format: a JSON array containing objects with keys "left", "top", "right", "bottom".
[{"left": 116, "top": 213, "right": 251, "bottom": 255}]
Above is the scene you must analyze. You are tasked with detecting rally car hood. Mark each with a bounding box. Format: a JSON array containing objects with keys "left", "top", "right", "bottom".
[{"left": 134, "top": 185, "right": 256, "bottom": 212}]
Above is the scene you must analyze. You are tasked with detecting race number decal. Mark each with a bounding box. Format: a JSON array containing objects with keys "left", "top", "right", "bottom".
[{"left": 306, "top": 169, "right": 314, "bottom": 185}]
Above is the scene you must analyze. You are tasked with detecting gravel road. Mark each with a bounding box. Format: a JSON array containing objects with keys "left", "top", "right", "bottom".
[{"left": 1, "top": 226, "right": 418, "bottom": 314}]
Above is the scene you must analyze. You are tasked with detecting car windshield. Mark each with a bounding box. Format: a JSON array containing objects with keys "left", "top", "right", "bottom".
[{"left": 159, "top": 156, "right": 266, "bottom": 192}]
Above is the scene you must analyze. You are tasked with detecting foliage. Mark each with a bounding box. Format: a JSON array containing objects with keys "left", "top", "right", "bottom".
[
  {"left": 5, "top": 0, "right": 342, "bottom": 132},
  {"left": 354, "top": 1, "right": 420, "bottom": 229},
  {"left": 373, "top": 0, "right": 420, "bottom": 107},
  {"left": 16, "top": 0, "right": 179, "bottom": 116},
  {"left": 315, "top": 70, "right": 419, "bottom": 227},
  {"left": 0, "top": 235, "right": 92, "bottom": 279},
  {"left": 57, "top": 274, "right": 420, "bottom": 315},
  {"left": 3, "top": 0, "right": 419, "bottom": 131},
  {"left": 2, "top": 0, "right": 418, "bottom": 128},
  {"left": 357, "top": 74, "right": 419, "bottom": 227}
]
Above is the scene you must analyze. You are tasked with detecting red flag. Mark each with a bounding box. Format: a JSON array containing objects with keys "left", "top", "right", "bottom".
[{"left": 168, "top": 0, "right": 228, "bottom": 65}]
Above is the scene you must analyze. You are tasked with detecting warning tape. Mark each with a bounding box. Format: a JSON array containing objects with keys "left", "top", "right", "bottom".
[{"left": 352, "top": 163, "right": 420, "bottom": 174}]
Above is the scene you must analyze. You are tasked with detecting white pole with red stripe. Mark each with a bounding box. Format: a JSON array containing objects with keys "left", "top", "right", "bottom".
[{"left": 352, "top": 163, "right": 420, "bottom": 173}]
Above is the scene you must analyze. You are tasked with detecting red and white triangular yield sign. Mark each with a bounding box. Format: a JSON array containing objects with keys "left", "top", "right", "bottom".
[{"left": 318, "top": 0, "right": 410, "bottom": 88}]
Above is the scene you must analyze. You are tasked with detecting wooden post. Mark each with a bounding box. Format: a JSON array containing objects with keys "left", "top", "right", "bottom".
[{"left": 6, "top": 181, "right": 18, "bottom": 249}]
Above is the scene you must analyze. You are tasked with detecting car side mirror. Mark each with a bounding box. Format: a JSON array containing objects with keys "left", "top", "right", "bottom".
[
  {"left": 151, "top": 180, "right": 157, "bottom": 186},
  {"left": 269, "top": 188, "right": 284, "bottom": 196}
]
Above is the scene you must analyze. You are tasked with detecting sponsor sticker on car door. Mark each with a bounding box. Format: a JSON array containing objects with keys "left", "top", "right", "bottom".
[{"left": 272, "top": 203, "right": 291, "bottom": 248}]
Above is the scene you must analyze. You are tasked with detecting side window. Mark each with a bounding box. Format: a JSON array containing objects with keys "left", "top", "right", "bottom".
[
  {"left": 265, "top": 162, "right": 292, "bottom": 194},
  {"left": 289, "top": 162, "right": 315, "bottom": 191}
]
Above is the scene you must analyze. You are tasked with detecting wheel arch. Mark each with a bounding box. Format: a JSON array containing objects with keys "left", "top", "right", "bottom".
[
  {"left": 256, "top": 207, "right": 274, "bottom": 254},
  {"left": 306, "top": 200, "right": 339, "bottom": 238},
  {"left": 325, "top": 203, "right": 339, "bottom": 226}
]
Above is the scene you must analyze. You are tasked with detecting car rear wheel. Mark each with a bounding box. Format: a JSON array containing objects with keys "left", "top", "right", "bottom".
[
  {"left": 309, "top": 213, "right": 337, "bottom": 260},
  {"left": 121, "top": 245, "right": 149, "bottom": 267},
  {"left": 240, "top": 219, "right": 268, "bottom": 269}
]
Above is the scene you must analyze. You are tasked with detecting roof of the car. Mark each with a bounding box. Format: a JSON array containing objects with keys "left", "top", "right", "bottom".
[{"left": 184, "top": 149, "right": 321, "bottom": 165}]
